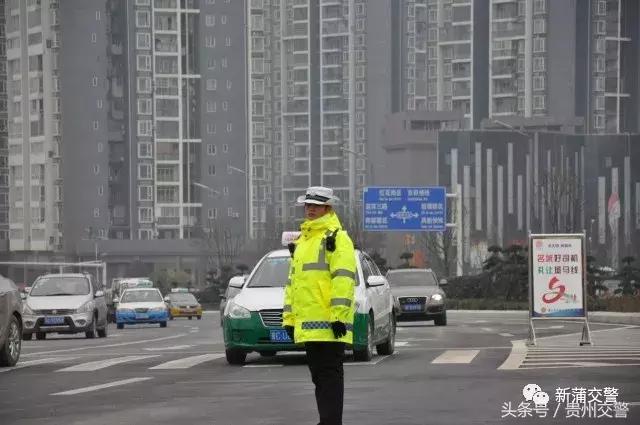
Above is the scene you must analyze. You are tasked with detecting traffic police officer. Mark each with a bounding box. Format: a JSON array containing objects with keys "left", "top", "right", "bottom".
[{"left": 283, "top": 186, "right": 356, "bottom": 425}]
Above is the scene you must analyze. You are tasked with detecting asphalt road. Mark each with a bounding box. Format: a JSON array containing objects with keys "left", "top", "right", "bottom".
[{"left": 1, "top": 311, "right": 638, "bottom": 425}]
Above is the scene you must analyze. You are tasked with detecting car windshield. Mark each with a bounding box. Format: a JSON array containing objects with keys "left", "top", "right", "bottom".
[
  {"left": 168, "top": 293, "right": 197, "bottom": 303},
  {"left": 246, "top": 256, "right": 291, "bottom": 288},
  {"left": 387, "top": 270, "right": 438, "bottom": 287},
  {"left": 30, "top": 276, "right": 90, "bottom": 296},
  {"left": 122, "top": 290, "right": 162, "bottom": 303}
]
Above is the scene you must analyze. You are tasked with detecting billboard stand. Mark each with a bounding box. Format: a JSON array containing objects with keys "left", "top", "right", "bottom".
[{"left": 527, "top": 233, "right": 592, "bottom": 347}]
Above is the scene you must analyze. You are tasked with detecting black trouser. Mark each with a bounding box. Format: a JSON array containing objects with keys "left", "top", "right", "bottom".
[{"left": 305, "top": 342, "right": 346, "bottom": 425}]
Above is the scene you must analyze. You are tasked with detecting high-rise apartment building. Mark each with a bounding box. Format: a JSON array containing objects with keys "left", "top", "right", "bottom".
[
  {"left": 6, "top": 0, "right": 64, "bottom": 253},
  {"left": 0, "top": 0, "right": 9, "bottom": 251},
  {"left": 247, "top": 0, "right": 370, "bottom": 239},
  {"left": 392, "top": 0, "right": 489, "bottom": 129}
]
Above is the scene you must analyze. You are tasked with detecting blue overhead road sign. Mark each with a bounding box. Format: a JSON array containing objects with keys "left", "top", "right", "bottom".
[{"left": 363, "top": 186, "right": 447, "bottom": 232}]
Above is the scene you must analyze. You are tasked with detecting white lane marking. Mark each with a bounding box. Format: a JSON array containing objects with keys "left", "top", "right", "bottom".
[
  {"left": 21, "top": 333, "right": 189, "bottom": 358},
  {"left": 499, "top": 333, "right": 515, "bottom": 337},
  {"left": 537, "top": 325, "right": 565, "bottom": 330},
  {"left": 474, "top": 320, "right": 488, "bottom": 323},
  {"left": 431, "top": 349, "right": 480, "bottom": 364},
  {"left": 0, "top": 357, "right": 79, "bottom": 373},
  {"left": 244, "top": 364, "right": 284, "bottom": 368},
  {"left": 498, "top": 340, "right": 528, "bottom": 370},
  {"left": 519, "top": 362, "right": 640, "bottom": 369},
  {"left": 149, "top": 353, "right": 225, "bottom": 370},
  {"left": 144, "top": 345, "right": 192, "bottom": 351},
  {"left": 346, "top": 353, "right": 396, "bottom": 366},
  {"left": 480, "top": 327, "right": 495, "bottom": 333},
  {"left": 57, "top": 355, "right": 159, "bottom": 372},
  {"left": 51, "top": 377, "right": 153, "bottom": 396},
  {"left": 395, "top": 341, "right": 410, "bottom": 347}
]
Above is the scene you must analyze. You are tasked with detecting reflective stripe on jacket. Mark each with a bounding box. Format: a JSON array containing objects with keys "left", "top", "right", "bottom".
[{"left": 282, "top": 211, "right": 356, "bottom": 344}]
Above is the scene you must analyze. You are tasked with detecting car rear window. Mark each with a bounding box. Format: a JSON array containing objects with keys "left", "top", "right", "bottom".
[
  {"left": 386, "top": 270, "right": 437, "bottom": 287},
  {"left": 122, "top": 289, "right": 162, "bottom": 303},
  {"left": 168, "top": 293, "right": 197, "bottom": 303}
]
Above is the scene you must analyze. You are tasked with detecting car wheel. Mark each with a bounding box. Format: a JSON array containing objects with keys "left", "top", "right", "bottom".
[
  {"left": 353, "top": 314, "right": 374, "bottom": 362},
  {"left": 160, "top": 321, "right": 167, "bottom": 328},
  {"left": 116, "top": 323, "right": 124, "bottom": 330},
  {"left": 23, "top": 333, "right": 33, "bottom": 341},
  {"left": 85, "top": 316, "right": 97, "bottom": 338},
  {"left": 97, "top": 324, "right": 108, "bottom": 338},
  {"left": 36, "top": 332, "right": 46, "bottom": 341},
  {"left": 0, "top": 316, "right": 22, "bottom": 367},
  {"left": 169, "top": 315, "right": 174, "bottom": 320},
  {"left": 226, "top": 348, "right": 247, "bottom": 365},
  {"left": 376, "top": 312, "right": 396, "bottom": 356},
  {"left": 258, "top": 351, "right": 277, "bottom": 357},
  {"left": 197, "top": 316, "right": 202, "bottom": 320},
  {"left": 434, "top": 311, "right": 447, "bottom": 326}
]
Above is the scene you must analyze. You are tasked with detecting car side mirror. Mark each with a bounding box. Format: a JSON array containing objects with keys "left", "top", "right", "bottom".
[
  {"left": 95, "top": 290, "right": 104, "bottom": 298},
  {"left": 113, "top": 297, "right": 119, "bottom": 304},
  {"left": 164, "top": 296, "right": 170, "bottom": 303},
  {"left": 20, "top": 292, "right": 27, "bottom": 301},
  {"left": 366, "top": 275, "right": 386, "bottom": 287},
  {"left": 228, "top": 275, "right": 245, "bottom": 289},
  {"left": 439, "top": 278, "right": 448, "bottom": 286}
]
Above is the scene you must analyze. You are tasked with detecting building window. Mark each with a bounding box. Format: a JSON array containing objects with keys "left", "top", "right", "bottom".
[
  {"left": 533, "top": 18, "right": 546, "bottom": 34},
  {"left": 137, "top": 77, "right": 152, "bottom": 93},
  {"left": 252, "top": 122, "right": 265, "bottom": 138},
  {"left": 205, "top": 15, "right": 216, "bottom": 27},
  {"left": 222, "top": 57, "right": 228, "bottom": 68},
  {"left": 596, "top": 0, "right": 606, "bottom": 15},
  {"left": 533, "top": 95, "right": 546, "bottom": 110},
  {"left": 223, "top": 187, "right": 229, "bottom": 195},
  {"left": 93, "top": 208, "right": 100, "bottom": 218},
  {"left": 206, "top": 101, "right": 216, "bottom": 112},
  {"left": 221, "top": 15, "right": 227, "bottom": 24},
  {"left": 226, "top": 80, "right": 232, "bottom": 90},
  {"left": 595, "top": 20, "right": 605, "bottom": 35},
  {"left": 91, "top": 33, "right": 97, "bottom": 43},
  {"left": 96, "top": 11, "right": 101, "bottom": 21},
  {"left": 92, "top": 164, "right": 100, "bottom": 175},
  {"left": 136, "top": 33, "right": 151, "bottom": 50},
  {"left": 533, "top": 56, "right": 546, "bottom": 72},
  {"left": 92, "top": 121, "right": 100, "bottom": 130},
  {"left": 92, "top": 76, "right": 99, "bottom": 87},
  {"left": 138, "top": 142, "right": 152, "bottom": 158},
  {"left": 533, "top": 75, "right": 545, "bottom": 91},
  {"left": 222, "top": 101, "right": 229, "bottom": 111},
  {"left": 533, "top": 0, "right": 545, "bottom": 13},
  {"left": 97, "top": 99, "right": 103, "bottom": 109},
  {"left": 226, "top": 122, "right": 233, "bottom": 133},
  {"left": 225, "top": 36, "right": 231, "bottom": 47},
  {"left": 594, "top": 114, "right": 605, "bottom": 129},
  {"left": 137, "top": 55, "right": 151, "bottom": 71},
  {"left": 136, "top": 11, "right": 150, "bottom": 28},
  {"left": 594, "top": 76, "right": 605, "bottom": 91},
  {"left": 594, "top": 95, "right": 605, "bottom": 110},
  {"left": 205, "top": 35, "right": 215, "bottom": 48},
  {"left": 137, "top": 120, "right": 153, "bottom": 136},
  {"left": 206, "top": 79, "right": 217, "bottom": 91},
  {"left": 138, "top": 98, "right": 152, "bottom": 115},
  {"left": 207, "top": 144, "right": 216, "bottom": 155},
  {"left": 138, "top": 164, "right": 152, "bottom": 179},
  {"left": 139, "top": 185, "right": 153, "bottom": 201},
  {"left": 138, "top": 207, "right": 153, "bottom": 223},
  {"left": 206, "top": 123, "right": 216, "bottom": 134},
  {"left": 208, "top": 165, "right": 216, "bottom": 176},
  {"left": 136, "top": 0, "right": 150, "bottom": 5},
  {"left": 533, "top": 37, "right": 546, "bottom": 53},
  {"left": 208, "top": 208, "right": 218, "bottom": 220},
  {"left": 138, "top": 229, "right": 153, "bottom": 240},
  {"left": 98, "top": 185, "right": 104, "bottom": 196},
  {"left": 223, "top": 144, "right": 229, "bottom": 153},
  {"left": 594, "top": 56, "right": 605, "bottom": 73}
]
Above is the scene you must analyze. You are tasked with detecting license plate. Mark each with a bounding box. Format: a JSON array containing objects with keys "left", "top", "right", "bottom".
[
  {"left": 270, "top": 329, "right": 292, "bottom": 343},
  {"left": 44, "top": 316, "right": 65, "bottom": 325},
  {"left": 402, "top": 304, "right": 422, "bottom": 311},
  {"left": 136, "top": 314, "right": 149, "bottom": 319}
]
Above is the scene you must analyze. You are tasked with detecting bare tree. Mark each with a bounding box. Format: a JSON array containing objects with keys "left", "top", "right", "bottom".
[
  {"left": 540, "top": 168, "right": 583, "bottom": 233},
  {"left": 340, "top": 204, "right": 384, "bottom": 251},
  {"left": 200, "top": 218, "right": 244, "bottom": 270},
  {"left": 419, "top": 229, "right": 455, "bottom": 278}
]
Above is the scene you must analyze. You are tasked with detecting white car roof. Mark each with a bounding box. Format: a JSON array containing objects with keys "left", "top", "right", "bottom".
[
  {"left": 265, "top": 248, "right": 362, "bottom": 258},
  {"left": 122, "top": 287, "right": 159, "bottom": 292}
]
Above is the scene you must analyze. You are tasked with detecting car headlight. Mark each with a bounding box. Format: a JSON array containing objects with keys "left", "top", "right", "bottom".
[
  {"left": 431, "top": 294, "right": 443, "bottom": 302},
  {"left": 23, "top": 303, "right": 34, "bottom": 315},
  {"left": 227, "top": 301, "right": 251, "bottom": 319},
  {"left": 76, "top": 301, "right": 94, "bottom": 314},
  {"left": 150, "top": 307, "right": 166, "bottom": 312}
]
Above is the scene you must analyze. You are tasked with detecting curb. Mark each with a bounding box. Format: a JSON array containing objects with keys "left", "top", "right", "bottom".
[{"left": 449, "top": 310, "right": 640, "bottom": 325}]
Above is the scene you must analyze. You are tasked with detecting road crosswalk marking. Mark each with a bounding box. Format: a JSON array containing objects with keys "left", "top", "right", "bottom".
[
  {"left": 431, "top": 350, "right": 479, "bottom": 364},
  {"left": 51, "top": 377, "right": 153, "bottom": 396},
  {"left": 149, "top": 353, "right": 225, "bottom": 369},
  {"left": 57, "top": 355, "right": 159, "bottom": 372}
]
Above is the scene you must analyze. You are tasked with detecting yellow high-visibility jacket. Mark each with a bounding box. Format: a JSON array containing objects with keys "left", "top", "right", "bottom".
[{"left": 282, "top": 211, "right": 356, "bottom": 344}]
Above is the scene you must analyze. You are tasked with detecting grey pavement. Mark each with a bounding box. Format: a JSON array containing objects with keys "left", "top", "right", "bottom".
[{"left": 0, "top": 311, "right": 637, "bottom": 424}]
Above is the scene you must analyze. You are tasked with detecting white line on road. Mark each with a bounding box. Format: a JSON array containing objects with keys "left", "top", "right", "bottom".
[
  {"left": 144, "top": 345, "right": 193, "bottom": 351},
  {"left": 21, "top": 333, "right": 189, "bottom": 358},
  {"left": 480, "top": 327, "right": 495, "bottom": 333},
  {"left": 149, "top": 353, "right": 225, "bottom": 369},
  {"left": 51, "top": 377, "right": 153, "bottom": 396},
  {"left": 243, "top": 364, "right": 284, "bottom": 368},
  {"left": 0, "top": 357, "right": 79, "bottom": 373},
  {"left": 345, "top": 353, "right": 395, "bottom": 366},
  {"left": 57, "top": 355, "right": 160, "bottom": 372},
  {"left": 474, "top": 320, "right": 488, "bottom": 323},
  {"left": 499, "top": 333, "right": 515, "bottom": 337},
  {"left": 395, "top": 341, "right": 410, "bottom": 347},
  {"left": 431, "top": 350, "right": 480, "bottom": 364}
]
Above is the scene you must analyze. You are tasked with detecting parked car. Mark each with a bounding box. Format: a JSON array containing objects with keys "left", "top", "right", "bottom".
[
  {"left": 0, "top": 276, "right": 23, "bottom": 367},
  {"left": 223, "top": 247, "right": 396, "bottom": 365},
  {"left": 164, "top": 289, "right": 202, "bottom": 320},
  {"left": 115, "top": 288, "right": 169, "bottom": 329},
  {"left": 22, "top": 273, "right": 108, "bottom": 340},
  {"left": 219, "top": 275, "right": 246, "bottom": 326},
  {"left": 386, "top": 268, "right": 447, "bottom": 325}
]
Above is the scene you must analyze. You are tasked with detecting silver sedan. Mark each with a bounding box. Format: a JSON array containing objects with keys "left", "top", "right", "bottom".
[
  {"left": 0, "top": 276, "right": 23, "bottom": 366},
  {"left": 386, "top": 269, "right": 447, "bottom": 326}
]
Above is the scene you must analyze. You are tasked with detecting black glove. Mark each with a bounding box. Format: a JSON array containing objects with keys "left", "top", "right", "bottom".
[
  {"left": 284, "top": 325, "right": 295, "bottom": 341},
  {"left": 331, "top": 321, "right": 347, "bottom": 339}
]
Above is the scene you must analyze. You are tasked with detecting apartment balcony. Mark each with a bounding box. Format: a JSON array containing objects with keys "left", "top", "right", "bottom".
[
  {"left": 284, "top": 23, "right": 308, "bottom": 39},
  {"left": 492, "top": 22, "right": 525, "bottom": 39},
  {"left": 154, "top": 0, "right": 177, "bottom": 9},
  {"left": 157, "top": 217, "right": 180, "bottom": 226},
  {"left": 322, "top": 21, "right": 348, "bottom": 36},
  {"left": 111, "top": 43, "right": 123, "bottom": 55},
  {"left": 439, "top": 26, "right": 471, "bottom": 43},
  {"left": 492, "top": 48, "right": 519, "bottom": 59}
]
